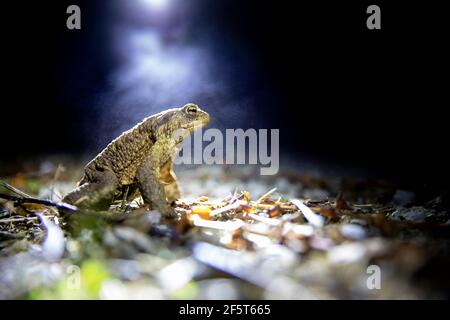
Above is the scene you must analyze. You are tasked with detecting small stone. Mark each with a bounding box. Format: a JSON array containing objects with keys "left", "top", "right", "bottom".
[
  {"left": 389, "top": 207, "right": 431, "bottom": 223},
  {"left": 340, "top": 223, "right": 367, "bottom": 240},
  {"left": 328, "top": 242, "right": 366, "bottom": 265}
]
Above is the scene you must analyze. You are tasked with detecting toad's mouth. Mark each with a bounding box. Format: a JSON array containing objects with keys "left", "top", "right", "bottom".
[{"left": 184, "top": 118, "right": 210, "bottom": 131}]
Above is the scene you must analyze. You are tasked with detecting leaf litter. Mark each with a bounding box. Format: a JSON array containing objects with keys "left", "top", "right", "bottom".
[{"left": 0, "top": 159, "right": 450, "bottom": 299}]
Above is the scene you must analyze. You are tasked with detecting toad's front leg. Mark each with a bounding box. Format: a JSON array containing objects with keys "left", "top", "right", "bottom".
[
  {"left": 136, "top": 141, "right": 176, "bottom": 217},
  {"left": 160, "top": 160, "right": 181, "bottom": 204}
]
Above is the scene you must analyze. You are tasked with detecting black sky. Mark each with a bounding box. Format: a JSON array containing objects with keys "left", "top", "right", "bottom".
[{"left": 2, "top": 0, "right": 449, "bottom": 188}]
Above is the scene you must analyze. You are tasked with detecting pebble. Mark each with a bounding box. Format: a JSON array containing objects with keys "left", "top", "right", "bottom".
[
  {"left": 389, "top": 207, "right": 430, "bottom": 223},
  {"left": 340, "top": 223, "right": 367, "bottom": 240}
]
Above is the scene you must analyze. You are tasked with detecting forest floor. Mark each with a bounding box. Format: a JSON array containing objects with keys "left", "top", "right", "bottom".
[{"left": 1, "top": 157, "right": 449, "bottom": 299}]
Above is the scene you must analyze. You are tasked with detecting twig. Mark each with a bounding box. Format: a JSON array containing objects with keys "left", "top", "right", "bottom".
[
  {"left": 0, "top": 180, "right": 32, "bottom": 198},
  {"left": 120, "top": 185, "right": 130, "bottom": 210},
  {"left": 0, "top": 192, "right": 77, "bottom": 212},
  {"left": 251, "top": 202, "right": 296, "bottom": 211},
  {"left": 0, "top": 217, "right": 39, "bottom": 223},
  {"left": 291, "top": 199, "right": 324, "bottom": 227},
  {"left": 0, "top": 230, "right": 27, "bottom": 239},
  {"left": 256, "top": 187, "right": 277, "bottom": 203},
  {"left": 50, "top": 164, "right": 64, "bottom": 201}
]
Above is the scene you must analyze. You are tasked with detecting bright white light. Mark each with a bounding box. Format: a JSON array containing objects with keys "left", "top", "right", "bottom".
[{"left": 140, "top": 0, "right": 170, "bottom": 10}]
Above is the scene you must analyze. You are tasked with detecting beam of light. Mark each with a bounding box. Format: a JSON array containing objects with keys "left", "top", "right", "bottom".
[
  {"left": 112, "top": 29, "right": 216, "bottom": 118},
  {"left": 139, "top": 0, "right": 171, "bottom": 11},
  {"left": 94, "top": 1, "right": 252, "bottom": 150}
]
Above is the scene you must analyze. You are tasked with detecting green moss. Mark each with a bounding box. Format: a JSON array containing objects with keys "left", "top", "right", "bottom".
[
  {"left": 170, "top": 281, "right": 198, "bottom": 299},
  {"left": 28, "top": 259, "right": 111, "bottom": 300}
]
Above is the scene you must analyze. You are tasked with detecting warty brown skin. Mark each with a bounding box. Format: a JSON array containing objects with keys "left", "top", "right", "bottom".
[{"left": 62, "top": 103, "right": 210, "bottom": 217}]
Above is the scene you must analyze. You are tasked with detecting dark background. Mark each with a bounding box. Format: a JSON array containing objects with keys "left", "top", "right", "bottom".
[{"left": 2, "top": 1, "right": 449, "bottom": 189}]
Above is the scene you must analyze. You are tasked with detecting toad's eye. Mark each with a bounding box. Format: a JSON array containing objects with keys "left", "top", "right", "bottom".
[{"left": 186, "top": 105, "right": 198, "bottom": 115}]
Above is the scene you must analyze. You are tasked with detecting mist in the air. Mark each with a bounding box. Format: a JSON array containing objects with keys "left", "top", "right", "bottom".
[{"left": 91, "top": 0, "right": 260, "bottom": 151}]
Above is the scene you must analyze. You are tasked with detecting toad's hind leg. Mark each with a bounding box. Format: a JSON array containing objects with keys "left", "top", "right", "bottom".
[{"left": 62, "top": 169, "right": 119, "bottom": 211}]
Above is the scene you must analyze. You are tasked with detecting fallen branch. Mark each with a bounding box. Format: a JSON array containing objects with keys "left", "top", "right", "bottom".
[
  {"left": 0, "top": 180, "right": 32, "bottom": 198},
  {"left": 0, "top": 230, "right": 27, "bottom": 239},
  {"left": 0, "top": 192, "right": 78, "bottom": 212},
  {"left": 0, "top": 217, "right": 39, "bottom": 223}
]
